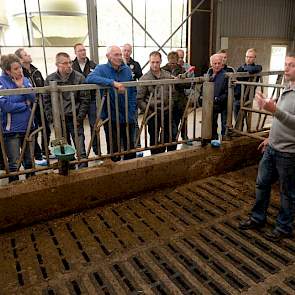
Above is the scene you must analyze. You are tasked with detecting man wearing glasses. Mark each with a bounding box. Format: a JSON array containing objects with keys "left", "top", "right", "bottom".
[{"left": 44, "top": 52, "right": 90, "bottom": 168}]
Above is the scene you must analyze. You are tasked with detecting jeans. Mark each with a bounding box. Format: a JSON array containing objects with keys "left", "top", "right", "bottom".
[
  {"left": 104, "top": 122, "right": 136, "bottom": 162},
  {"left": 4, "top": 133, "right": 34, "bottom": 182},
  {"left": 88, "top": 99, "right": 98, "bottom": 155},
  {"left": 212, "top": 105, "right": 227, "bottom": 139},
  {"left": 65, "top": 116, "right": 87, "bottom": 168},
  {"left": 251, "top": 145, "right": 295, "bottom": 234}
]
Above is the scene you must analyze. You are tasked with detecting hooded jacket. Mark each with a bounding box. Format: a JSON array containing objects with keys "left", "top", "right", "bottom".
[{"left": 0, "top": 73, "right": 35, "bottom": 134}]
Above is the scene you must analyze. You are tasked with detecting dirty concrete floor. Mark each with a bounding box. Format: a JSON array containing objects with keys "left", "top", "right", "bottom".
[{"left": 1, "top": 165, "right": 294, "bottom": 294}]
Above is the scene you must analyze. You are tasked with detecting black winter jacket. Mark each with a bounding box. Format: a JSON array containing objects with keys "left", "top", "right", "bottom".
[{"left": 44, "top": 70, "right": 90, "bottom": 123}]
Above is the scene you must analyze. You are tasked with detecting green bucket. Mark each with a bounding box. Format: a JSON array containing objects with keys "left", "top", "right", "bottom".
[{"left": 52, "top": 144, "right": 76, "bottom": 161}]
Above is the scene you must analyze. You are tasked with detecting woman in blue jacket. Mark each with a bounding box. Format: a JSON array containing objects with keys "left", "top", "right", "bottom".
[{"left": 0, "top": 54, "right": 35, "bottom": 182}]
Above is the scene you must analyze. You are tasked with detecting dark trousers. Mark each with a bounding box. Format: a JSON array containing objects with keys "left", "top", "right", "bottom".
[
  {"left": 65, "top": 116, "right": 87, "bottom": 168},
  {"left": 88, "top": 99, "right": 99, "bottom": 155},
  {"left": 147, "top": 111, "right": 176, "bottom": 154},
  {"left": 104, "top": 122, "right": 136, "bottom": 162},
  {"left": 212, "top": 105, "right": 227, "bottom": 140}
]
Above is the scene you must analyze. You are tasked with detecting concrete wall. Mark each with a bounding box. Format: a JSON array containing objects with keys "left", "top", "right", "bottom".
[{"left": 0, "top": 137, "right": 261, "bottom": 232}]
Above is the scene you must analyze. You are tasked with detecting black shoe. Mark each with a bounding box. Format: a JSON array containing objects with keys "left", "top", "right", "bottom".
[
  {"left": 264, "top": 229, "right": 292, "bottom": 242},
  {"left": 239, "top": 218, "right": 265, "bottom": 230}
]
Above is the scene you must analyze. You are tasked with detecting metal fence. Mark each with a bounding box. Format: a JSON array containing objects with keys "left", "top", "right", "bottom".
[
  {"left": 226, "top": 70, "right": 285, "bottom": 140},
  {"left": 0, "top": 77, "right": 213, "bottom": 180},
  {"left": 0, "top": 71, "right": 285, "bottom": 181}
]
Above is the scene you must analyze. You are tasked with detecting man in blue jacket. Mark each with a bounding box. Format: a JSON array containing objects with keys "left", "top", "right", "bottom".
[
  {"left": 0, "top": 54, "right": 35, "bottom": 182},
  {"left": 86, "top": 45, "right": 136, "bottom": 161}
]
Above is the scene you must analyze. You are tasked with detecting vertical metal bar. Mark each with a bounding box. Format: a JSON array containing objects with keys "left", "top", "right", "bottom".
[
  {"left": 114, "top": 89, "right": 121, "bottom": 153},
  {"left": 131, "top": 0, "right": 135, "bottom": 56},
  {"left": 70, "top": 92, "right": 80, "bottom": 160},
  {"left": 96, "top": 89, "right": 102, "bottom": 156},
  {"left": 17, "top": 100, "right": 38, "bottom": 170},
  {"left": 144, "top": 0, "right": 147, "bottom": 47},
  {"left": 246, "top": 85, "right": 255, "bottom": 132},
  {"left": 106, "top": 91, "right": 113, "bottom": 155},
  {"left": 37, "top": 0, "right": 48, "bottom": 75},
  {"left": 180, "top": 0, "right": 185, "bottom": 48},
  {"left": 0, "top": 122, "right": 9, "bottom": 173},
  {"left": 160, "top": 85, "right": 164, "bottom": 144},
  {"left": 49, "top": 81, "right": 62, "bottom": 139},
  {"left": 23, "top": 0, "right": 31, "bottom": 46},
  {"left": 201, "top": 81, "right": 214, "bottom": 140},
  {"left": 38, "top": 94, "right": 49, "bottom": 162},
  {"left": 154, "top": 88, "right": 158, "bottom": 147},
  {"left": 125, "top": 89, "right": 130, "bottom": 151},
  {"left": 170, "top": 0, "right": 173, "bottom": 49},
  {"left": 59, "top": 93, "right": 67, "bottom": 139},
  {"left": 193, "top": 84, "right": 198, "bottom": 139},
  {"left": 236, "top": 84, "right": 245, "bottom": 131},
  {"left": 86, "top": 0, "right": 99, "bottom": 63},
  {"left": 137, "top": 93, "right": 153, "bottom": 147},
  {"left": 209, "top": 0, "right": 214, "bottom": 56},
  {"left": 226, "top": 77, "right": 234, "bottom": 131},
  {"left": 168, "top": 84, "right": 172, "bottom": 143},
  {"left": 29, "top": 135, "right": 35, "bottom": 169}
]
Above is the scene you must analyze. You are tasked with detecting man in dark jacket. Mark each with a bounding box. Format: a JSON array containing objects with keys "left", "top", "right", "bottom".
[
  {"left": 234, "top": 48, "right": 262, "bottom": 120},
  {"left": 122, "top": 43, "right": 143, "bottom": 81},
  {"left": 44, "top": 52, "right": 90, "bottom": 168},
  {"left": 15, "top": 48, "right": 50, "bottom": 165},
  {"left": 86, "top": 46, "right": 136, "bottom": 162},
  {"left": 72, "top": 43, "right": 98, "bottom": 155},
  {"left": 208, "top": 54, "right": 228, "bottom": 140},
  {"left": 122, "top": 43, "right": 143, "bottom": 155},
  {"left": 161, "top": 51, "right": 188, "bottom": 148}
]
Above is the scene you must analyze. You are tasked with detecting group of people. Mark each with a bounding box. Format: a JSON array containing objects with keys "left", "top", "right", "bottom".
[
  {"left": 0, "top": 44, "right": 194, "bottom": 180},
  {"left": 204, "top": 48, "right": 262, "bottom": 141}
]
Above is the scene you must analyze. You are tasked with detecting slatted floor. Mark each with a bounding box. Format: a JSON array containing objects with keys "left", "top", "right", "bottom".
[{"left": 1, "top": 165, "right": 295, "bottom": 295}]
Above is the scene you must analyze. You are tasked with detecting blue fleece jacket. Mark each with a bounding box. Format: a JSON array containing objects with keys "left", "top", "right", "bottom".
[
  {"left": 86, "top": 62, "right": 136, "bottom": 123},
  {"left": 0, "top": 73, "right": 35, "bottom": 134}
]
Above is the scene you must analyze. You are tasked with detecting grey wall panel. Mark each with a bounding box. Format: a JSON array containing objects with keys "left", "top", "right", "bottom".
[{"left": 219, "top": 0, "right": 295, "bottom": 39}]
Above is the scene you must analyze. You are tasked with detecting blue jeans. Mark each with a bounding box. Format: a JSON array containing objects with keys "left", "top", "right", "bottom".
[
  {"left": 88, "top": 99, "right": 98, "bottom": 155},
  {"left": 251, "top": 145, "right": 295, "bottom": 234},
  {"left": 65, "top": 116, "right": 87, "bottom": 168},
  {"left": 4, "top": 133, "right": 34, "bottom": 182}
]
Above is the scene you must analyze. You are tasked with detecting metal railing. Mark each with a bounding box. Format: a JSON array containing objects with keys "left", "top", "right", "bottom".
[
  {"left": 0, "top": 77, "right": 213, "bottom": 180},
  {"left": 226, "top": 70, "right": 285, "bottom": 140}
]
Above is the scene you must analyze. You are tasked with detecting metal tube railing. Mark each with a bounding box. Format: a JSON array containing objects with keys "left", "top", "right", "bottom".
[{"left": 0, "top": 72, "right": 285, "bottom": 181}]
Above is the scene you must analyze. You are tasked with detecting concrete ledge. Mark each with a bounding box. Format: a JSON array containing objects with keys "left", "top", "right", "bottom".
[{"left": 0, "top": 137, "right": 261, "bottom": 231}]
